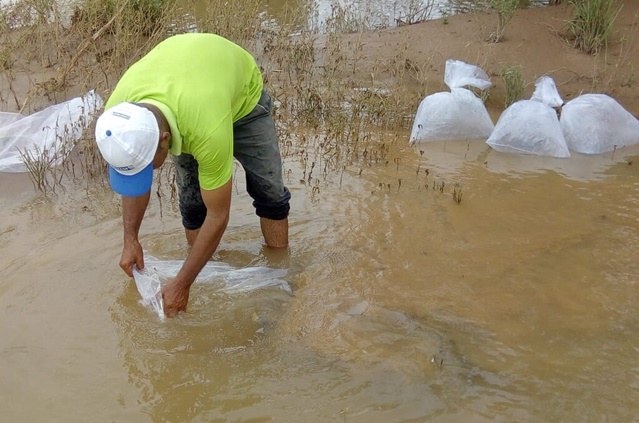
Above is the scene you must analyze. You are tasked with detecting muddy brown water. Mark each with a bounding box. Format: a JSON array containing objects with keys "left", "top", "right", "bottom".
[{"left": 2, "top": 138, "right": 639, "bottom": 421}]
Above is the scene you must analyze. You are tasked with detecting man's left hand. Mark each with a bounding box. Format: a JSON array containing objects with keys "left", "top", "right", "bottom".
[{"left": 162, "top": 279, "right": 190, "bottom": 317}]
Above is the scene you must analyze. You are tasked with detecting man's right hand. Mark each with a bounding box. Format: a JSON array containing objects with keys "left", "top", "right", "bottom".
[{"left": 120, "top": 240, "right": 144, "bottom": 277}]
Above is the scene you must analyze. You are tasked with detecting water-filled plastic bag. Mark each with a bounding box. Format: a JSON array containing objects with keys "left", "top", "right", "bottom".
[
  {"left": 560, "top": 94, "right": 639, "bottom": 154},
  {"left": 487, "top": 100, "right": 570, "bottom": 157},
  {"left": 409, "top": 60, "right": 494, "bottom": 143},
  {"left": 486, "top": 76, "right": 570, "bottom": 157}
]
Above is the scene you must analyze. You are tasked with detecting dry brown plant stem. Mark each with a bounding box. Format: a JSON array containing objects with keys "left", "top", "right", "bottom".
[{"left": 57, "top": 2, "right": 127, "bottom": 87}]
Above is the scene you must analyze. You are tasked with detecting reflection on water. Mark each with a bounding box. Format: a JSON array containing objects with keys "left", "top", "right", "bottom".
[
  {"left": 2, "top": 138, "right": 639, "bottom": 421},
  {"left": 264, "top": 0, "right": 552, "bottom": 29}
]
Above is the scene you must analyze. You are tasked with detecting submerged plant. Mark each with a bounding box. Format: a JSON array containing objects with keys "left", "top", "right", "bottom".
[{"left": 453, "top": 183, "right": 463, "bottom": 204}]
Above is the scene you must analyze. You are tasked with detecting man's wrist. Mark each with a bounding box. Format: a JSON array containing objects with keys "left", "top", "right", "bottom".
[{"left": 173, "top": 275, "right": 193, "bottom": 289}]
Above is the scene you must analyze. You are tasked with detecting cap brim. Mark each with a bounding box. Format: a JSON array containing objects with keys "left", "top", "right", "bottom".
[{"left": 108, "top": 163, "right": 154, "bottom": 197}]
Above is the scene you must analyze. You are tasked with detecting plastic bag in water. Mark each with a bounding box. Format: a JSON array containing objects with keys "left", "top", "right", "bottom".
[
  {"left": 0, "top": 90, "right": 103, "bottom": 172},
  {"left": 132, "top": 266, "right": 164, "bottom": 319},
  {"left": 409, "top": 60, "right": 494, "bottom": 144},
  {"left": 560, "top": 94, "right": 639, "bottom": 154},
  {"left": 486, "top": 76, "right": 570, "bottom": 158},
  {"left": 132, "top": 255, "right": 291, "bottom": 319}
]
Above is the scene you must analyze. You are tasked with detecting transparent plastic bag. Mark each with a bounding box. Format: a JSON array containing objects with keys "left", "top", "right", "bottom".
[
  {"left": 486, "top": 76, "right": 570, "bottom": 158},
  {"left": 132, "top": 254, "right": 291, "bottom": 319},
  {"left": 443, "top": 59, "right": 493, "bottom": 91},
  {"left": 560, "top": 94, "right": 639, "bottom": 154},
  {"left": 409, "top": 60, "right": 494, "bottom": 143},
  {"left": 0, "top": 112, "right": 23, "bottom": 127},
  {"left": 531, "top": 76, "right": 564, "bottom": 108},
  {"left": 132, "top": 266, "right": 164, "bottom": 319},
  {"left": 0, "top": 90, "right": 103, "bottom": 172}
]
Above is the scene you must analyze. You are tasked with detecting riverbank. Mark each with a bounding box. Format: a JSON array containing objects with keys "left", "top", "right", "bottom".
[
  {"left": 2, "top": 2, "right": 638, "bottom": 117},
  {"left": 340, "top": 0, "right": 638, "bottom": 118}
]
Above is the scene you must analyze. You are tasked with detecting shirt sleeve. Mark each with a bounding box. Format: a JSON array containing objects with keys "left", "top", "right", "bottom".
[{"left": 191, "top": 114, "right": 234, "bottom": 191}]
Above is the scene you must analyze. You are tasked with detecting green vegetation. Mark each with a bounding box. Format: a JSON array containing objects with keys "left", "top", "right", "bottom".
[
  {"left": 501, "top": 65, "right": 524, "bottom": 107},
  {"left": 489, "top": 0, "right": 519, "bottom": 42},
  {"left": 567, "top": 0, "right": 621, "bottom": 54}
]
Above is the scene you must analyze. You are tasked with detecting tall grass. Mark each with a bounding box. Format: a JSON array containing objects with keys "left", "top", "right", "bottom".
[
  {"left": 567, "top": 0, "right": 621, "bottom": 54},
  {"left": 0, "top": 0, "right": 176, "bottom": 114},
  {"left": 259, "top": 1, "right": 423, "bottom": 181},
  {"left": 176, "top": 0, "right": 262, "bottom": 48}
]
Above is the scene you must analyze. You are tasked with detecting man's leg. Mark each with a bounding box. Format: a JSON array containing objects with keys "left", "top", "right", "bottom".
[
  {"left": 173, "top": 153, "right": 206, "bottom": 247},
  {"left": 233, "top": 90, "right": 291, "bottom": 248},
  {"left": 260, "top": 217, "right": 288, "bottom": 248}
]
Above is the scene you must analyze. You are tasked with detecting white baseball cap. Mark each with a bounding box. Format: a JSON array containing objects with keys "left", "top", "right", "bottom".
[{"left": 95, "top": 102, "right": 159, "bottom": 196}]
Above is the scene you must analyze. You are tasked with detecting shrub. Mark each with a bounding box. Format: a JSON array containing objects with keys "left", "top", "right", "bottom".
[{"left": 489, "top": 0, "right": 519, "bottom": 42}]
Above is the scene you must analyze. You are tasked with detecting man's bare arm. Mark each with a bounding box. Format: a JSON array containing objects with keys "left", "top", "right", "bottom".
[
  {"left": 120, "top": 192, "right": 151, "bottom": 277},
  {"left": 161, "top": 178, "right": 232, "bottom": 316}
]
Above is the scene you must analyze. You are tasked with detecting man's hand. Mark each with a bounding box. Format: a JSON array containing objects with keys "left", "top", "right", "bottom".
[
  {"left": 162, "top": 279, "right": 190, "bottom": 317},
  {"left": 120, "top": 239, "right": 144, "bottom": 277}
]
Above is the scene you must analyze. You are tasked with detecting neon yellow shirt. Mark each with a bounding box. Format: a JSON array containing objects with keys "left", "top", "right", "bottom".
[{"left": 105, "top": 33, "right": 263, "bottom": 190}]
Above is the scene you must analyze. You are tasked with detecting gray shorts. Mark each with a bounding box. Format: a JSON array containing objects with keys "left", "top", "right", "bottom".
[{"left": 173, "top": 90, "right": 291, "bottom": 230}]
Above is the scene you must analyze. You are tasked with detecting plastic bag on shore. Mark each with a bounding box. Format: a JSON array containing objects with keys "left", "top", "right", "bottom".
[
  {"left": 560, "top": 94, "right": 639, "bottom": 154},
  {"left": 486, "top": 76, "right": 570, "bottom": 157},
  {"left": 409, "top": 60, "right": 494, "bottom": 144},
  {"left": 132, "top": 254, "right": 291, "bottom": 319},
  {"left": 0, "top": 90, "right": 103, "bottom": 172}
]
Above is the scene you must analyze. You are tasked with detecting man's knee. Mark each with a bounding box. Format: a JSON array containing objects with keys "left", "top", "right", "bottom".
[
  {"left": 179, "top": 200, "right": 206, "bottom": 230},
  {"left": 252, "top": 186, "right": 291, "bottom": 220}
]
